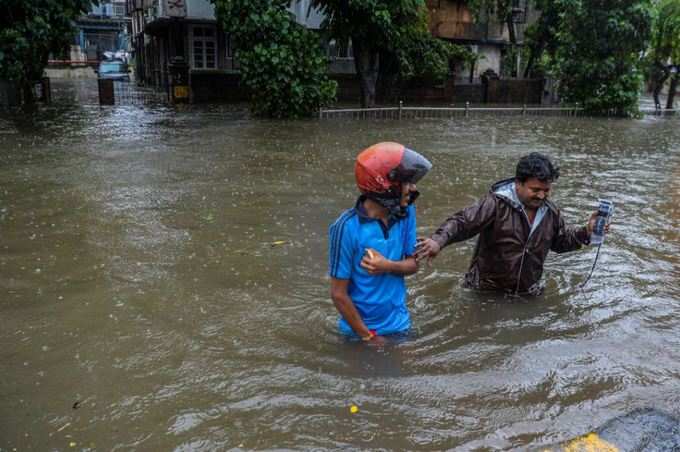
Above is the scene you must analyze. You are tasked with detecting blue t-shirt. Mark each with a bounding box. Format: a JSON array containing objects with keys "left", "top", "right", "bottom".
[{"left": 328, "top": 199, "right": 417, "bottom": 336}]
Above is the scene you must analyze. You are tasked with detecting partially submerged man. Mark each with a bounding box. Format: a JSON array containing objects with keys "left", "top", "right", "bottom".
[
  {"left": 415, "top": 152, "right": 603, "bottom": 296},
  {"left": 329, "top": 142, "right": 432, "bottom": 342}
]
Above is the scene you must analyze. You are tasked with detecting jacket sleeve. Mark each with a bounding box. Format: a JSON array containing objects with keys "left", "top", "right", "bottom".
[
  {"left": 431, "top": 194, "right": 497, "bottom": 249},
  {"left": 550, "top": 211, "right": 590, "bottom": 253}
]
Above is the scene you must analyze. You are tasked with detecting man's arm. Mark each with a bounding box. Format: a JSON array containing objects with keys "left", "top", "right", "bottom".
[
  {"left": 330, "top": 277, "right": 376, "bottom": 340},
  {"left": 551, "top": 211, "right": 601, "bottom": 253},
  {"left": 415, "top": 194, "right": 497, "bottom": 262},
  {"left": 361, "top": 249, "right": 418, "bottom": 275}
]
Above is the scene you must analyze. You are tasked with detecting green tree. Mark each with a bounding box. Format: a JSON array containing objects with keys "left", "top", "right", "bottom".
[
  {"left": 522, "top": 0, "right": 560, "bottom": 78},
  {"left": 524, "top": 0, "right": 652, "bottom": 116},
  {"left": 377, "top": 9, "right": 476, "bottom": 101},
  {"left": 0, "top": 0, "right": 94, "bottom": 103},
  {"left": 313, "top": 0, "right": 470, "bottom": 107},
  {"left": 647, "top": 0, "right": 680, "bottom": 109},
  {"left": 212, "top": 0, "right": 336, "bottom": 118}
]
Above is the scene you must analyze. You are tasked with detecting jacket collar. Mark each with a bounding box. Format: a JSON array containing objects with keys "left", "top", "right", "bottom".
[{"left": 491, "top": 178, "right": 558, "bottom": 215}]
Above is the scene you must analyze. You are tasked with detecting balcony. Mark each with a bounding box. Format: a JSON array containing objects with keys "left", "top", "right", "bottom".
[{"left": 434, "top": 20, "right": 507, "bottom": 43}]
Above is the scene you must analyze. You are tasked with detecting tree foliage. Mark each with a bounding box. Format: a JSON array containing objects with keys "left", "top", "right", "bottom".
[
  {"left": 313, "top": 0, "right": 473, "bottom": 106},
  {"left": 212, "top": 0, "right": 336, "bottom": 118},
  {"left": 0, "top": 0, "right": 94, "bottom": 101},
  {"left": 392, "top": 10, "right": 475, "bottom": 84},
  {"left": 647, "top": 0, "right": 680, "bottom": 108},
  {"left": 524, "top": 0, "right": 652, "bottom": 116},
  {"left": 650, "top": 0, "right": 680, "bottom": 64},
  {"left": 311, "top": 0, "right": 423, "bottom": 106}
]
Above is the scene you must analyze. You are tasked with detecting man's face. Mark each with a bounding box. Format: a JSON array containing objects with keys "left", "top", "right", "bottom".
[
  {"left": 515, "top": 177, "right": 552, "bottom": 210},
  {"left": 400, "top": 182, "right": 417, "bottom": 207}
]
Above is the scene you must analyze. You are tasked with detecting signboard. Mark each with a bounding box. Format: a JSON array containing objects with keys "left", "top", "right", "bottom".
[{"left": 173, "top": 85, "right": 189, "bottom": 100}]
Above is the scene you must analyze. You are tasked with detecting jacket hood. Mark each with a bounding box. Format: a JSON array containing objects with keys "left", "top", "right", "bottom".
[
  {"left": 491, "top": 178, "right": 557, "bottom": 214},
  {"left": 491, "top": 178, "right": 522, "bottom": 209}
]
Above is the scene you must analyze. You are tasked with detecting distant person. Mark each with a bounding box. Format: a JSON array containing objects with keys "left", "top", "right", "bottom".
[
  {"left": 329, "top": 142, "right": 432, "bottom": 342},
  {"left": 415, "top": 152, "right": 606, "bottom": 296}
]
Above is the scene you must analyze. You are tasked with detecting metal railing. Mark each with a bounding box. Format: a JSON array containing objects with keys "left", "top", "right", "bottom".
[
  {"left": 98, "top": 79, "right": 168, "bottom": 105},
  {"left": 639, "top": 107, "right": 678, "bottom": 115},
  {"left": 113, "top": 80, "right": 167, "bottom": 105},
  {"left": 319, "top": 102, "right": 583, "bottom": 119},
  {"left": 319, "top": 102, "right": 679, "bottom": 120}
]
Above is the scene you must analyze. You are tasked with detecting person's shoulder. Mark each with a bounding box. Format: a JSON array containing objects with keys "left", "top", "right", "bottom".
[{"left": 330, "top": 208, "right": 359, "bottom": 232}]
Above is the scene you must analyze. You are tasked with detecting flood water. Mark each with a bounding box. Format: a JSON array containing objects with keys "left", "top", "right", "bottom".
[{"left": 1, "top": 80, "right": 679, "bottom": 450}]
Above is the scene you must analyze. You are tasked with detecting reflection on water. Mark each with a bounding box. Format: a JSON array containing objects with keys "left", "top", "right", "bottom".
[{"left": 1, "top": 80, "right": 679, "bottom": 450}]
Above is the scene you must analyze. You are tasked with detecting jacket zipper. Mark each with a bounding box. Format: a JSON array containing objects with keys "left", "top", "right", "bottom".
[
  {"left": 514, "top": 243, "right": 529, "bottom": 296},
  {"left": 514, "top": 210, "right": 535, "bottom": 296}
]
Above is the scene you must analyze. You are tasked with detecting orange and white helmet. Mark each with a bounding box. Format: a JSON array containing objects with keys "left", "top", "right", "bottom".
[{"left": 355, "top": 142, "right": 431, "bottom": 195}]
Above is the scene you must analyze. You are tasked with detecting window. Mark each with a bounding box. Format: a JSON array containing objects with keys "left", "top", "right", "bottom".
[
  {"left": 192, "top": 26, "right": 217, "bottom": 69},
  {"left": 112, "top": 3, "right": 126, "bottom": 16}
]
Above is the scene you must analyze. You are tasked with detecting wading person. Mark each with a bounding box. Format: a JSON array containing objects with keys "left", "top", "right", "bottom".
[
  {"left": 415, "top": 152, "right": 604, "bottom": 296},
  {"left": 329, "top": 142, "right": 432, "bottom": 342}
]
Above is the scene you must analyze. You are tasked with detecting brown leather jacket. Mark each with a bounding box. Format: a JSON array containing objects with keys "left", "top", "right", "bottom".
[{"left": 431, "top": 178, "right": 590, "bottom": 294}]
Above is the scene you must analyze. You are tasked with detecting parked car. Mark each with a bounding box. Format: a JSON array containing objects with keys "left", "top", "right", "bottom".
[{"left": 97, "top": 59, "right": 130, "bottom": 82}]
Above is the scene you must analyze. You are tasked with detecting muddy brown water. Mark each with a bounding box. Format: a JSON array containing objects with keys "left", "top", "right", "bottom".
[{"left": 1, "top": 81, "right": 679, "bottom": 450}]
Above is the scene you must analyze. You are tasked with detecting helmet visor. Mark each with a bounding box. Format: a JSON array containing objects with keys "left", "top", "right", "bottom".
[{"left": 388, "top": 148, "right": 432, "bottom": 184}]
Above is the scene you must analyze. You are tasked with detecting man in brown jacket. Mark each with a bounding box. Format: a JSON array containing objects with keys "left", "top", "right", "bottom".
[{"left": 415, "top": 152, "right": 602, "bottom": 296}]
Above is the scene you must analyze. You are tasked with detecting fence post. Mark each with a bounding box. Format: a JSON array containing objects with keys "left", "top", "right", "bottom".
[
  {"left": 40, "top": 77, "right": 51, "bottom": 103},
  {"left": 98, "top": 79, "right": 114, "bottom": 105},
  {"left": 465, "top": 101, "right": 469, "bottom": 118},
  {"left": 318, "top": 108, "right": 322, "bottom": 120},
  {"left": 522, "top": 103, "right": 526, "bottom": 116},
  {"left": 398, "top": 100, "right": 403, "bottom": 120}
]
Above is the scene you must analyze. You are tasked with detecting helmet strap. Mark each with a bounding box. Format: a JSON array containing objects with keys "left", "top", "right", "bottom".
[{"left": 365, "top": 189, "right": 420, "bottom": 220}]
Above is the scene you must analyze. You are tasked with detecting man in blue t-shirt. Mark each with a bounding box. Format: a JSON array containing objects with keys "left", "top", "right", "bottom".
[{"left": 328, "top": 142, "right": 432, "bottom": 343}]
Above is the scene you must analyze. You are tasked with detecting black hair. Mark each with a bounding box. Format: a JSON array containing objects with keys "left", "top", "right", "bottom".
[{"left": 515, "top": 152, "right": 560, "bottom": 183}]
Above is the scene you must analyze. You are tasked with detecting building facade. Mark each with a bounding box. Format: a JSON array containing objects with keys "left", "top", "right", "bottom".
[
  {"left": 127, "top": 0, "right": 343, "bottom": 102},
  {"left": 74, "top": 1, "right": 131, "bottom": 63},
  {"left": 127, "top": 0, "right": 538, "bottom": 104},
  {"left": 427, "top": 0, "right": 534, "bottom": 80}
]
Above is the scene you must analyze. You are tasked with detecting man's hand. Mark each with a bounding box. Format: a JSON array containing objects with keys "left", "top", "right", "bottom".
[
  {"left": 361, "top": 248, "right": 388, "bottom": 275},
  {"left": 415, "top": 237, "right": 440, "bottom": 264},
  {"left": 586, "top": 211, "right": 611, "bottom": 235}
]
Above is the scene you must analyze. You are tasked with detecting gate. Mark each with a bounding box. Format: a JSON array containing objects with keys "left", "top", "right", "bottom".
[{"left": 98, "top": 79, "right": 168, "bottom": 106}]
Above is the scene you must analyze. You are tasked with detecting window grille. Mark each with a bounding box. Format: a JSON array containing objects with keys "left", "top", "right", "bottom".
[{"left": 192, "top": 26, "right": 217, "bottom": 69}]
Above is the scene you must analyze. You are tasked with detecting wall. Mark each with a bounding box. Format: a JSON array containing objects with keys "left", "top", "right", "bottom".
[
  {"left": 186, "top": 0, "right": 216, "bottom": 19},
  {"left": 427, "top": 0, "right": 507, "bottom": 42},
  {"left": 45, "top": 67, "right": 97, "bottom": 79},
  {"left": 190, "top": 72, "right": 248, "bottom": 102},
  {"left": 484, "top": 78, "right": 543, "bottom": 104},
  {"left": 474, "top": 44, "right": 502, "bottom": 78}
]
